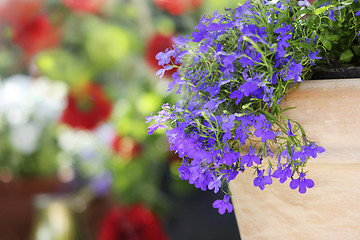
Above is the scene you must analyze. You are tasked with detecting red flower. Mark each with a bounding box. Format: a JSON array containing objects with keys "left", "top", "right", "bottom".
[
  {"left": 97, "top": 205, "right": 168, "bottom": 240},
  {"left": 61, "top": 0, "right": 108, "bottom": 13},
  {"left": 0, "top": 0, "right": 45, "bottom": 29},
  {"left": 153, "top": 0, "right": 202, "bottom": 15},
  {"left": 111, "top": 135, "right": 142, "bottom": 160},
  {"left": 12, "top": 14, "right": 62, "bottom": 57},
  {"left": 61, "top": 83, "right": 112, "bottom": 130},
  {"left": 145, "top": 33, "right": 178, "bottom": 79}
]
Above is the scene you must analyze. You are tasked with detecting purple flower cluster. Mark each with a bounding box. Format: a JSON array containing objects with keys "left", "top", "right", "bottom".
[{"left": 145, "top": 0, "right": 337, "bottom": 214}]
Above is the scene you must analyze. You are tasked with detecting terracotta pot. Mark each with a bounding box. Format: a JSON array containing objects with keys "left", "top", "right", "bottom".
[
  {"left": 230, "top": 79, "right": 360, "bottom": 240},
  {"left": 0, "top": 178, "right": 66, "bottom": 240}
]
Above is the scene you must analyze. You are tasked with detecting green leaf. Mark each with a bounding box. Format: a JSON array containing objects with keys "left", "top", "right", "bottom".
[
  {"left": 263, "top": 111, "right": 277, "bottom": 122},
  {"left": 325, "top": 34, "right": 340, "bottom": 42},
  {"left": 241, "top": 102, "right": 253, "bottom": 110},
  {"left": 286, "top": 140, "right": 292, "bottom": 157},
  {"left": 292, "top": 9, "right": 311, "bottom": 19},
  {"left": 297, "top": 42, "right": 315, "bottom": 52},
  {"left": 352, "top": 45, "right": 360, "bottom": 56},
  {"left": 234, "top": 112, "right": 247, "bottom": 117},
  {"left": 314, "top": 6, "right": 327, "bottom": 15},
  {"left": 201, "top": 111, "right": 211, "bottom": 123},
  {"left": 319, "top": 36, "right": 332, "bottom": 50},
  {"left": 280, "top": 107, "right": 297, "bottom": 113},
  {"left": 340, "top": 49, "right": 354, "bottom": 62}
]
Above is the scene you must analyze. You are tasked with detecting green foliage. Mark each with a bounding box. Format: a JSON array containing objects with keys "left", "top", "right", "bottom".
[{"left": 315, "top": 0, "right": 360, "bottom": 66}]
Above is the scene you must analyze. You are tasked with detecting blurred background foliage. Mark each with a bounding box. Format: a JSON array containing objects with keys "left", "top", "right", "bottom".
[{"left": 0, "top": 0, "right": 241, "bottom": 239}]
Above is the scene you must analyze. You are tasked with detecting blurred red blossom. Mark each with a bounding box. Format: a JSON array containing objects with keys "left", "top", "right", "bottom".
[
  {"left": 61, "top": 0, "right": 108, "bottom": 13},
  {"left": 61, "top": 83, "right": 113, "bottom": 130},
  {"left": 97, "top": 204, "right": 168, "bottom": 240},
  {"left": 111, "top": 135, "right": 142, "bottom": 160},
  {"left": 0, "top": 0, "right": 45, "bottom": 29},
  {"left": 12, "top": 14, "right": 62, "bottom": 57},
  {"left": 145, "top": 33, "right": 178, "bottom": 79},
  {"left": 153, "top": 0, "right": 202, "bottom": 15}
]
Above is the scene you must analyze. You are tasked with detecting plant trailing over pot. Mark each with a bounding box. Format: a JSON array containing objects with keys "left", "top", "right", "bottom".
[{"left": 146, "top": 0, "right": 360, "bottom": 214}]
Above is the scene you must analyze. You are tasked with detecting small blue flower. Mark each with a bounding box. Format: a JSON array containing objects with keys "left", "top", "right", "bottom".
[
  {"left": 208, "top": 175, "right": 222, "bottom": 193},
  {"left": 262, "top": 86, "right": 274, "bottom": 107},
  {"left": 229, "top": 89, "right": 244, "bottom": 105},
  {"left": 298, "top": 0, "right": 311, "bottom": 8},
  {"left": 221, "top": 166, "right": 239, "bottom": 182},
  {"left": 253, "top": 169, "right": 273, "bottom": 190},
  {"left": 222, "top": 144, "right": 240, "bottom": 165},
  {"left": 178, "top": 159, "right": 192, "bottom": 180},
  {"left": 293, "top": 146, "right": 308, "bottom": 162},
  {"left": 328, "top": 9, "right": 335, "bottom": 21},
  {"left": 241, "top": 146, "right": 261, "bottom": 167},
  {"left": 272, "top": 164, "right": 292, "bottom": 183},
  {"left": 253, "top": 114, "right": 268, "bottom": 129},
  {"left": 254, "top": 123, "right": 275, "bottom": 142},
  {"left": 286, "top": 120, "right": 295, "bottom": 136},
  {"left": 234, "top": 125, "right": 248, "bottom": 145},
  {"left": 304, "top": 143, "right": 325, "bottom": 158},
  {"left": 156, "top": 65, "right": 174, "bottom": 79},
  {"left": 192, "top": 23, "right": 208, "bottom": 42},
  {"left": 290, "top": 172, "right": 314, "bottom": 194},
  {"left": 212, "top": 195, "right": 233, "bottom": 214}
]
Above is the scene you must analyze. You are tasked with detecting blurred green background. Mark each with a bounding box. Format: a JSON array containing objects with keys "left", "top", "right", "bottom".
[{"left": 0, "top": 0, "right": 241, "bottom": 239}]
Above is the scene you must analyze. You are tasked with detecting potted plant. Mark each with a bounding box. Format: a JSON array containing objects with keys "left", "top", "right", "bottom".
[{"left": 146, "top": 0, "right": 360, "bottom": 238}]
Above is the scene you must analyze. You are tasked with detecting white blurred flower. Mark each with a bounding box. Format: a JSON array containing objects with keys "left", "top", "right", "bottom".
[
  {"left": 58, "top": 130, "right": 100, "bottom": 153},
  {"left": 0, "top": 75, "right": 34, "bottom": 125},
  {"left": 57, "top": 128, "right": 108, "bottom": 176},
  {"left": 0, "top": 74, "right": 67, "bottom": 125},
  {"left": 32, "top": 76, "right": 68, "bottom": 122},
  {"left": 9, "top": 122, "right": 42, "bottom": 154},
  {"left": 0, "top": 74, "right": 68, "bottom": 154},
  {"left": 94, "top": 123, "right": 116, "bottom": 148}
]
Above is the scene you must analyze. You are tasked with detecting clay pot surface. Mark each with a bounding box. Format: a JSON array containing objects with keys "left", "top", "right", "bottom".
[
  {"left": 0, "top": 178, "right": 65, "bottom": 240},
  {"left": 230, "top": 79, "right": 360, "bottom": 240}
]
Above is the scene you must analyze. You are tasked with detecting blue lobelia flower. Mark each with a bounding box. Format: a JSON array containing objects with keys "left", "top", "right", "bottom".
[
  {"left": 241, "top": 146, "right": 261, "bottom": 167},
  {"left": 272, "top": 164, "right": 292, "bottom": 184},
  {"left": 286, "top": 120, "right": 295, "bottom": 136},
  {"left": 229, "top": 88, "right": 244, "bottom": 105},
  {"left": 304, "top": 143, "right": 325, "bottom": 158},
  {"left": 221, "top": 143, "right": 240, "bottom": 166},
  {"left": 221, "top": 165, "right": 239, "bottom": 182},
  {"left": 178, "top": 159, "right": 192, "bottom": 181},
  {"left": 262, "top": 86, "right": 274, "bottom": 107},
  {"left": 328, "top": 9, "right": 335, "bottom": 21},
  {"left": 208, "top": 175, "right": 222, "bottom": 193},
  {"left": 253, "top": 114, "right": 268, "bottom": 129},
  {"left": 234, "top": 125, "right": 248, "bottom": 145},
  {"left": 253, "top": 168, "right": 273, "bottom": 190},
  {"left": 254, "top": 123, "right": 275, "bottom": 143},
  {"left": 212, "top": 194, "right": 233, "bottom": 214},
  {"left": 293, "top": 146, "right": 308, "bottom": 163},
  {"left": 298, "top": 0, "right": 311, "bottom": 8},
  {"left": 192, "top": 23, "right": 208, "bottom": 42},
  {"left": 290, "top": 172, "right": 315, "bottom": 194}
]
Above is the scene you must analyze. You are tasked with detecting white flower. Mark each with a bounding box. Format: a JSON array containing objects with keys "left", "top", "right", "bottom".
[{"left": 9, "top": 123, "right": 41, "bottom": 154}]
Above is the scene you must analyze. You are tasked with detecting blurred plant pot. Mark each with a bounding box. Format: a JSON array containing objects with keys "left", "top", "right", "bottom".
[
  {"left": 31, "top": 194, "right": 77, "bottom": 240},
  {"left": 0, "top": 177, "right": 66, "bottom": 240},
  {"left": 230, "top": 78, "right": 360, "bottom": 240}
]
